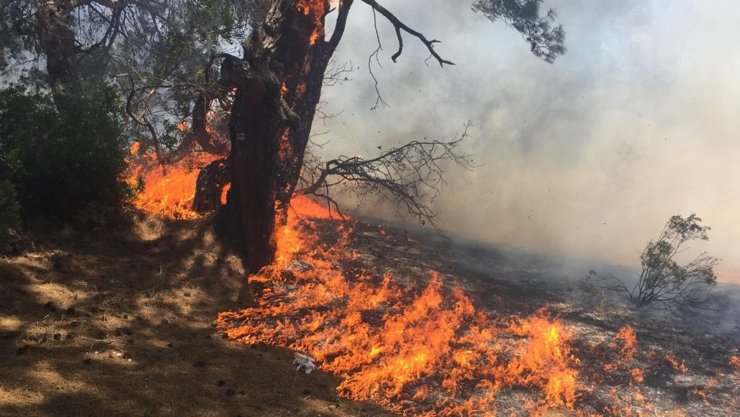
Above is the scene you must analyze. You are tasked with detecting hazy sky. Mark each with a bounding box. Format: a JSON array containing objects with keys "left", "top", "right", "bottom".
[{"left": 318, "top": 1, "right": 740, "bottom": 282}]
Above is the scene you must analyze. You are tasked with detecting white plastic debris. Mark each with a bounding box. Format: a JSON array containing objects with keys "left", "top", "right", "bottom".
[
  {"left": 288, "top": 260, "right": 311, "bottom": 272},
  {"left": 293, "top": 352, "right": 317, "bottom": 374}
]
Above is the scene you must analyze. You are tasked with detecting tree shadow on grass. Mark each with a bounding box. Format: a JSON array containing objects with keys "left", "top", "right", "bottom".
[{"left": 0, "top": 214, "right": 393, "bottom": 417}]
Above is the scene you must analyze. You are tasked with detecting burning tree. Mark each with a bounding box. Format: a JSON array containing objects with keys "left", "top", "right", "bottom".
[
  {"left": 213, "top": 0, "right": 566, "bottom": 272},
  {"left": 2, "top": 0, "right": 565, "bottom": 272}
]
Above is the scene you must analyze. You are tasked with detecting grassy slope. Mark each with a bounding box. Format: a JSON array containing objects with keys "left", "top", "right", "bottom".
[
  {"left": 1, "top": 211, "right": 737, "bottom": 416},
  {"left": 0, "top": 213, "right": 391, "bottom": 417}
]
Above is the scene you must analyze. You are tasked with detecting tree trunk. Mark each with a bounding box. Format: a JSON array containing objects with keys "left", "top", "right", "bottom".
[
  {"left": 219, "top": 0, "right": 347, "bottom": 273},
  {"left": 193, "top": 158, "right": 230, "bottom": 214},
  {"left": 37, "top": 0, "right": 81, "bottom": 107}
]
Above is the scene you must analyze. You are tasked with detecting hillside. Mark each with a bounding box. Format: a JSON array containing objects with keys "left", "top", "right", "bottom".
[
  {"left": 1, "top": 208, "right": 738, "bottom": 416},
  {"left": 0, "top": 213, "right": 391, "bottom": 417}
]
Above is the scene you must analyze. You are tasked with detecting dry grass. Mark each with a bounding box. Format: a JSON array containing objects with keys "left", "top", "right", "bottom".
[
  {"left": 0, "top": 213, "right": 392, "bottom": 417},
  {"left": 1, "top": 212, "right": 736, "bottom": 416}
]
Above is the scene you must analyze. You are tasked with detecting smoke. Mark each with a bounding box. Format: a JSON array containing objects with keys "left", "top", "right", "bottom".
[{"left": 317, "top": 0, "right": 740, "bottom": 284}]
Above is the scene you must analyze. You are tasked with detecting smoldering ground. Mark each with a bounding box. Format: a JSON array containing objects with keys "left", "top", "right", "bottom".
[{"left": 315, "top": 0, "right": 740, "bottom": 289}]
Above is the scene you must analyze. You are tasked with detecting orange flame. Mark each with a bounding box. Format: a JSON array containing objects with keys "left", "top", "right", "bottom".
[
  {"left": 506, "top": 313, "right": 579, "bottom": 408},
  {"left": 630, "top": 368, "right": 644, "bottom": 384},
  {"left": 126, "top": 144, "right": 222, "bottom": 219},
  {"left": 296, "top": 0, "right": 327, "bottom": 45},
  {"left": 218, "top": 196, "right": 583, "bottom": 415},
  {"left": 730, "top": 355, "right": 740, "bottom": 369},
  {"left": 665, "top": 353, "right": 688, "bottom": 373},
  {"left": 220, "top": 183, "right": 231, "bottom": 205},
  {"left": 615, "top": 325, "right": 637, "bottom": 364}
]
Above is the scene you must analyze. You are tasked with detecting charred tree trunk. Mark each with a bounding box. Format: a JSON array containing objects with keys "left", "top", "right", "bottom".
[
  {"left": 191, "top": 94, "right": 229, "bottom": 155},
  {"left": 193, "top": 158, "right": 230, "bottom": 213},
  {"left": 219, "top": 0, "right": 353, "bottom": 273}
]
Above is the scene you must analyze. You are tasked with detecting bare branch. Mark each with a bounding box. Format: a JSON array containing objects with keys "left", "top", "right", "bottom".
[
  {"left": 298, "top": 123, "right": 475, "bottom": 230},
  {"left": 360, "top": 0, "right": 454, "bottom": 67},
  {"left": 327, "top": 0, "right": 355, "bottom": 53},
  {"left": 125, "top": 73, "right": 164, "bottom": 162},
  {"left": 323, "top": 59, "right": 357, "bottom": 87},
  {"left": 119, "top": 50, "right": 240, "bottom": 163},
  {"left": 367, "top": 8, "right": 388, "bottom": 110}
]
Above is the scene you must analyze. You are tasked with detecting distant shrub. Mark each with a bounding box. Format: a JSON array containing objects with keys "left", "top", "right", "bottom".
[
  {"left": 0, "top": 86, "right": 128, "bottom": 219},
  {"left": 587, "top": 214, "right": 719, "bottom": 310},
  {"left": 0, "top": 180, "right": 20, "bottom": 247}
]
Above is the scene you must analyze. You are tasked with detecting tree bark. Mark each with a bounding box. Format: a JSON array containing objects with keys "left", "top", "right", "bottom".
[
  {"left": 219, "top": 0, "right": 348, "bottom": 273},
  {"left": 193, "top": 158, "right": 230, "bottom": 213},
  {"left": 37, "top": 0, "right": 82, "bottom": 107}
]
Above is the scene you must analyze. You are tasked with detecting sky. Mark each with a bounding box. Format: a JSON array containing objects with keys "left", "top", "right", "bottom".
[{"left": 317, "top": 0, "right": 740, "bottom": 282}]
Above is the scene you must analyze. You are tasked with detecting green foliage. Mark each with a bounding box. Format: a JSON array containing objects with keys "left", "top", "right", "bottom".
[
  {"left": 0, "top": 180, "right": 21, "bottom": 247},
  {"left": 0, "top": 2, "right": 36, "bottom": 72},
  {"left": 587, "top": 214, "right": 720, "bottom": 310},
  {"left": 631, "top": 214, "right": 719, "bottom": 308},
  {"left": 472, "top": 0, "right": 566, "bottom": 63},
  {"left": 0, "top": 86, "right": 129, "bottom": 219}
]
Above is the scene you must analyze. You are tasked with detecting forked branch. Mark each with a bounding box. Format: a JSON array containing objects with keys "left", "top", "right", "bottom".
[{"left": 360, "top": 0, "right": 454, "bottom": 66}]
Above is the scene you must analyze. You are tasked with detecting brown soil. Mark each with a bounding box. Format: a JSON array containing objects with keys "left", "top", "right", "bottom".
[{"left": 0, "top": 213, "right": 392, "bottom": 417}]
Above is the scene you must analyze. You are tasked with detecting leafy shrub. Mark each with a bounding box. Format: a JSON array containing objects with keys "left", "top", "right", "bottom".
[
  {"left": 587, "top": 214, "right": 719, "bottom": 310},
  {"left": 0, "top": 179, "right": 20, "bottom": 247},
  {"left": 0, "top": 86, "right": 128, "bottom": 219},
  {"left": 630, "top": 214, "right": 718, "bottom": 308}
]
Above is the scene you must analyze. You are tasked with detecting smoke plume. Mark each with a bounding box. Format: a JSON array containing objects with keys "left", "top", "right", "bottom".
[{"left": 317, "top": 0, "right": 740, "bottom": 283}]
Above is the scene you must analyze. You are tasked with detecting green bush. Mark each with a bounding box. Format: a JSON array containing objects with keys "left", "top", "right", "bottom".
[
  {"left": 629, "top": 214, "right": 718, "bottom": 309},
  {"left": 0, "top": 180, "right": 20, "bottom": 246},
  {"left": 0, "top": 86, "right": 128, "bottom": 219},
  {"left": 585, "top": 214, "right": 719, "bottom": 310}
]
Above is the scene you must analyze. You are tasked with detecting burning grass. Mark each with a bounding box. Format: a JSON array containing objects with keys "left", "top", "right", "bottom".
[
  {"left": 216, "top": 198, "right": 585, "bottom": 415},
  {"left": 121, "top": 152, "right": 737, "bottom": 416},
  {"left": 0, "top": 213, "right": 394, "bottom": 417},
  {"left": 126, "top": 142, "right": 223, "bottom": 220},
  {"left": 215, "top": 197, "right": 739, "bottom": 416}
]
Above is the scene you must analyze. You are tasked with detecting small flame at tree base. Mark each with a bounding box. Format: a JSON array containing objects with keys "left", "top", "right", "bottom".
[
  {"left": 126, "top": 143, "right": 224, "bottom": 219},
  {"left": 218, "top": 196, "right": 582, "bottom": 416}
]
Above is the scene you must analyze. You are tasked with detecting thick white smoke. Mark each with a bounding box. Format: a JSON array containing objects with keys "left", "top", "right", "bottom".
[{"left": 317, "top": 0, "right": 740, "bottom": 283}]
